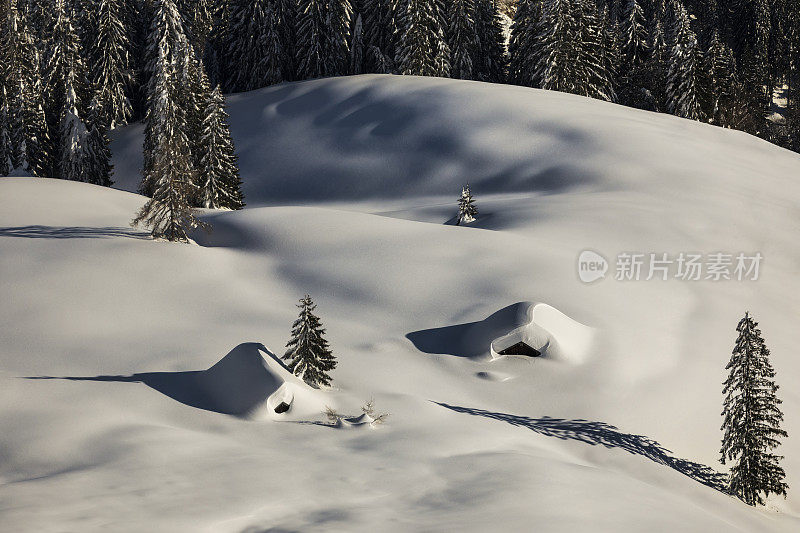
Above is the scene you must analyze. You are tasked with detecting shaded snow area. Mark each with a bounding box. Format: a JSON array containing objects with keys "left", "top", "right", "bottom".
[{"left": 3, "top": 75, "right": 800, "bottom": 531}]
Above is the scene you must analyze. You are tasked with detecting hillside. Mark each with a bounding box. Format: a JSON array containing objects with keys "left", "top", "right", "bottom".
[{"left": 2, "top": 75, "right": 800, "bottom": 531}]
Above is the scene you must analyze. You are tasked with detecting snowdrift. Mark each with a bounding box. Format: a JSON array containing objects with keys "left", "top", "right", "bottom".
[
  {"left": 195, "top": 343, "right": 329, "bottom": 420},
  {"left": 407, "top": 302, "right": 593, "bottom": 363},
  {"left": 490, "top": 303, "right": 594, "bottom": 364}
]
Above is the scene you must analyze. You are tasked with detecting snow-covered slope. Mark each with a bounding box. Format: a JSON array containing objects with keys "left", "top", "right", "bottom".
[{"left": 3, "top": 75, "right": 800, "bottom": 531}]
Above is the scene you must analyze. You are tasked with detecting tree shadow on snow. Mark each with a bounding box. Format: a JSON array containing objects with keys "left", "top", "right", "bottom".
[
  {"left": 435, "top": 402, "right": 728, "bottom": 493},
  {"left": 0, "top": 225, "right": 150, "bottom": 240}
]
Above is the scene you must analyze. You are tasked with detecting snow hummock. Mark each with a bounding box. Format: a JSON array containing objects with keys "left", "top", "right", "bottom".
[
  {"left": 196, "top": 343, "right": 329, "bottom": 419},
  {"left": 490, "top": 302, "right": 594, "bottom": 364}
]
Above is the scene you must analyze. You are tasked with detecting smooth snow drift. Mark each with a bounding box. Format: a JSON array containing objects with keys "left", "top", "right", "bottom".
[
  {"left": 197, "top": 343, "right": 329, "bottom": 419},
  {"left": 490, "top": 302, "right": 594, "bottom": 364}
]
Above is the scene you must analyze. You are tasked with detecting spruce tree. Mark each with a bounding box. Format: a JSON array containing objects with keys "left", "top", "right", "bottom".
[
  {"left": 704, "top": 31, "right": 747, "bottom": 128},
  {"left": 508, "top": 0, "right": 541, "bottom": 86},
  {"left": 86, "top": 0, "right": 133, "bottom": 130},
  {"left": 295, "top": 0, "right": 353, "bottom": 80},
  {"left": 620, "top": 0, "right": 647, "bottom": 72},
  {"left": 665, "top": 1, "right": 703, "bottom": 120},
  {"left": 474, "top": 0, "right": 508, "bottom": 82},
  {"left": 0, "top": 0, "right": 48, "bottom": 175},
  {"left": 198, "top": 86, "right": 244, "bottom": 210},
  {"left": 226, "top": 0, "right": 294, "bottom": 92},
  {"left": 457, "top": 184, "right": 478, "bottom": 224},
  {"left": 396, "top": 0, "right": 450, "bottom": 76},
  {"left": 83, "top": 99, "right": 114, "bottom": 186},
  {"left": 448, "top": 0, "right": 479, "bottom": 80},
  {"left": 283, "top": 295, "right": 337, "bottom": 387},
  {"left": 350, "top": 12, "right": 365, "bottom": 74},
  {"left": 0, "top": 90, "right": 13, "bottom": 176},
  {"left": 361, "top": 0, "right": 400, "bottom": 72},
  {"left": 135, "top": 0, "right": 204, "bottom": 242},
  {"left": 141, "top": 0, "right": 197, "bottom": 197},
  {"left": 721, "top": 312, "right": 788, "bottom": 506}
]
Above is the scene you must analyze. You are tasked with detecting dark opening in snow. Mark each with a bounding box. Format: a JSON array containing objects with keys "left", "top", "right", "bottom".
[
  {"left": 498, "top": 342, "right": 541, "bottom": 358},
  {"left": 274, "top": 402, "right": 291, "bottom": 414}
]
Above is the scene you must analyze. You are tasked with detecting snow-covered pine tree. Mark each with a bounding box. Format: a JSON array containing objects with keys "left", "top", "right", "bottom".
[
  {"left": 45, "top": 0, "right": 89, "bottom": 179},
  {"left": 723, "top": 0, "right": 771, "bottom": 105},
  {"left": 134, "top": 0, "right": 204, "bottom": 241},
  {"left": 704, "top": 31, "right": 747, "bottom": 128},
  {"left": 721, "top": 312, "right": 789, "bottom": 506},
  {"left": 58, "top": 76, "right": 95, "bottom": 182},
  {"left": 582, "top": 0, "right": 616, "bottom": 102},
  {"left": 176, "top": 0, "right": 214, "bottom": 56},
  {"left": 665, "top": 0, "right": 703, "bottom": 120},
  {"left": 295, "top": 0, "right": 353, "bottom": 80},
  {"left": 396, "top": 0, "right": 450, "bottom": 76},
  {"left": 448, "top": 0, "right": 479, "bottom": 80},
  {"left": 521, "top": 0, "right": 613, "bottom": 100},
  {"left": 86, "top": 0, "right": 133, "bottom": 130},
  {"left": 457, "top": 184, "right": 478, "bottom": 224},
  {"left": 361, "top": 0, "right": 399, "bottom": 72},
  {"left": 0, "top": 0, "right": 48, "bottom": 175},
  {"left": 508, "top": 0, "right": 541, "bottom": 86},
  {"left": 83, "top": 98, "right": 114, "bottom": 186},
  {"left": 620, "top": 0, "right": 647, "bottom": 72},
  {"left": 642, "top": 6, "right": 669, "bottom": 111},
  {"left": 474, "top": 0, "right": 508, "bottom": 82},
  {"left": 350, "top": 12, "right": 365, "bottom": 74},
  {"left": 198, "top": 86, "right": 244, "bottom": 210},
  {"left": 226, "top": 0, "right": 294, "bottom": 91},
  {"left": 283, "top": 295, "right": 337, "bottom": 387},
  {"left": 141, "top": 0, "right": 197, "bottom": 197},
  {"left": 0, "top": 90, "right": 13, "bottom": 176}
]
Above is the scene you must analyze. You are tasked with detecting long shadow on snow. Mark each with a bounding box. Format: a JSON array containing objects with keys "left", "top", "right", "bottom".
[
  {"left": 435, "top": 402, "right": 728, "bottom": 493},
  {"left": 24, "top": 343, "right": 288, "bottom": 417},
  {"left": 0, "top": 225, "right": 150, "bottom": 240}
]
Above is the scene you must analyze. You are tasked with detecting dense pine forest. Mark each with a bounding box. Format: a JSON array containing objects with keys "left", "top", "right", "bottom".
[{"left": 2, "top": 0, "right": 800, "bottom": 191}]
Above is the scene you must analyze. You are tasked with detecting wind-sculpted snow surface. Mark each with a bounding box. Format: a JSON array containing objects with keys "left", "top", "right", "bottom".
[{"left": 5, "top": 75, "right": 800, "bottom": 531}]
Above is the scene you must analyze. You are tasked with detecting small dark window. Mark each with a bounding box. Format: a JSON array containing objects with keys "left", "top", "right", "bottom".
[
  {"left": 498, "top": 342, "right": 541, "bottom": 357},
  {"left": 274, "top": 402, "right": 291, "bottom": 414}
]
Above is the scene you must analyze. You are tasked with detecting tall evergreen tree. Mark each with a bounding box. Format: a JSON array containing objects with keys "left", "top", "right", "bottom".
[
  {"left": 198, "top": 86, "right": 244, "bottom": 210},
  {"left": 704, "top": 31, "right": 747, "bottom": 128},
  {"left": 0, "top": 89, "right": 13, "bottom": 176},
  {"left": 1, "top": 0, "right": 48, "bottom": 175},
  {"left": 722, "top": 0, "right": 771, "bottom": 128},
  {"left": 45, "top": 0, "right": 88, "bottom": 178},
  {"left": 448, "top": 0, "right": 479, "bottom": 80},
  {"left": 665, "top": 1, "right": 703, "bottom": 120},
  {"left": 361, "top": 0, "right": 400, "bottom": 72},
  {"left": 135, "top": 0, "right": 204, "bottom": 241},
  {"left": 721, "top": 312, "right": 788, "bottom": 506},
  {"left": 283, "top": 295, "right": 337, "bottom": 387},
  {"left": 396, "top": 0, "right": 450, "bottom": 76},
  {"left": 474, "top": 0, "right": 508, "bottom": 82},
  {"left": 620, "top": 0, "right": 647, "bottom": 71},
  {"left": 508, "top": 0, "right": 541, "bottom": 86},
  {"left": 86, "top": 0, "right": 133, "bottom": 130},
  {"left": 226, "top": 0, "right": 294, "bottom": 91},
  {"left": 295, "top": 0, "right": 352, "bottom": 80}
]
